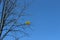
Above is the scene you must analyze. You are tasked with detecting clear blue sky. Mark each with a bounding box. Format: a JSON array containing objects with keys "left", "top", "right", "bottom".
[
  {"left": 21, "top": 0, "right": 60, "bottom": 40},
  {"left": 1, "top": 0, "right": 60, "bottom": 40}
]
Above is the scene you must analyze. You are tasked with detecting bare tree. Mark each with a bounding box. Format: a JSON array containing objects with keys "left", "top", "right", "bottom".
[{"left": 0, "top": 0, "right": 32, "bottom": 40}]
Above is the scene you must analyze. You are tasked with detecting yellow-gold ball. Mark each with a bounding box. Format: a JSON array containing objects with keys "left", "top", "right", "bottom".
[{"left": 25, "top": 21, "right": 30, "bottom": 25}]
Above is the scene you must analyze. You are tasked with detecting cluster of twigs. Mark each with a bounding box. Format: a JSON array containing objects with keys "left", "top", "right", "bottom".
[{"left": 0, "top": 0, "right": 31, "bottom": 40}]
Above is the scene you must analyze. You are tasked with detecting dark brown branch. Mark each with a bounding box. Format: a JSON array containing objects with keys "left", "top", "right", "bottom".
[
  {"left": 0, "top": 0, "right": 6, "bottom": 37},
  {"left": 4, "top": 0, "right": 16, "bottom": 21}
]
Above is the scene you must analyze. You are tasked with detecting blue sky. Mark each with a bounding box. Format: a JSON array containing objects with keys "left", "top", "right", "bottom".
[
  {"left": 20, "top": 0, "right": 60, "bottom": 40},
  {"left": 1, "top": 0, "right": 60, "bottom": 40},
  {"left": 31, "top": 0, "right": 60, "bottom": 40}
]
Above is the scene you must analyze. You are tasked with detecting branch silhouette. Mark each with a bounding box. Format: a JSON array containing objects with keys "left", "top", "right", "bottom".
[{"left": 0, "top": 0, "right": 32, "bottom": 40}]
